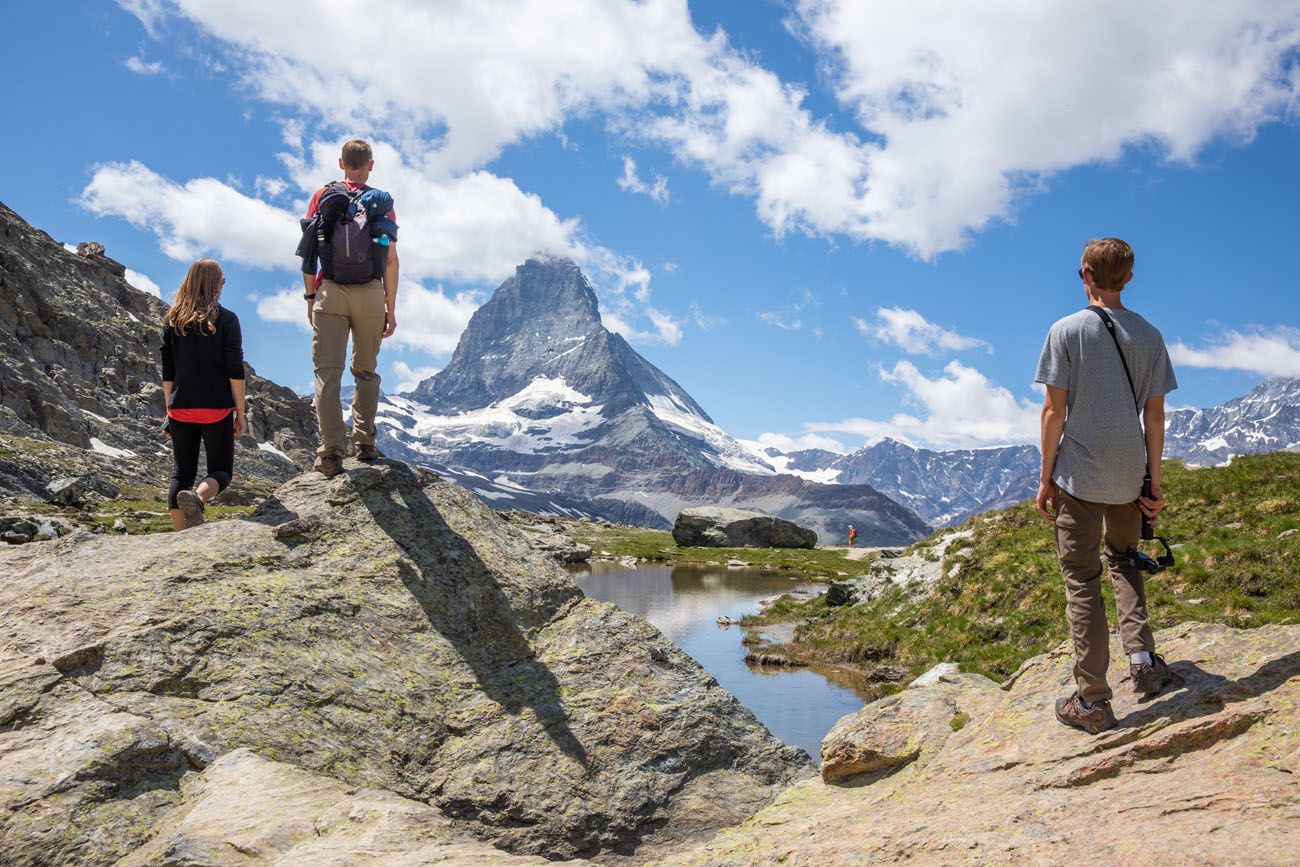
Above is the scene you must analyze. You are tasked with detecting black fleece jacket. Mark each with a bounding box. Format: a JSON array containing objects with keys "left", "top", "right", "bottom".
[{"left": 160, "top": 306, "right": 245, "bottom": 409}]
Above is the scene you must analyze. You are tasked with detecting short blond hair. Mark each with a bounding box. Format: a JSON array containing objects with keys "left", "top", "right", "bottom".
[
  {"left": 341, "top": 138, "right": 373, "bottom": 169},
  {"left": 1081, "top": 238, "right": 1134, "bottom": 291}
]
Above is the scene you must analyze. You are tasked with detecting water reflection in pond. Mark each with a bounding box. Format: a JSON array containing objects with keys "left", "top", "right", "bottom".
[{"left": 572, "top": 561, "right": 876, "bottom": 762}]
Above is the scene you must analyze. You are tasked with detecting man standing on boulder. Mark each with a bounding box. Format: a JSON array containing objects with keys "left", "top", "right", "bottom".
[
  {"left": 299, "top": 138, "right": 398, "bottom": 477},
  {"left": 1034, "top": 238, "right": 1180, "bottom": 734}
]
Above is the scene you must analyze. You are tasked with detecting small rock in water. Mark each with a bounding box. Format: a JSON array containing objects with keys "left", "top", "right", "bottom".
[{"left": 716, "top": 615, "right": 739, "bottom": 628}]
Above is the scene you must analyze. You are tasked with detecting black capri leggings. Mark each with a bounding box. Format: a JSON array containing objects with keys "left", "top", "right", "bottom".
[{"left": 168, "top": 413, "right": 235, "bottom": 509}]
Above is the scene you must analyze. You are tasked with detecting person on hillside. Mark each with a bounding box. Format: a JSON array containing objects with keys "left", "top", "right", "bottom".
[
  {"left": 1034, "top": 237, "right": 1181, "bottom": 735},
  {"left": 160, "top": 259, "right": 246, "bottom": 531},
  {"left": 848, "top": 525, "right": 857, "bottom": 547},
  {"left": 297, "top": 138, "right": 399, "bottom": 477}
]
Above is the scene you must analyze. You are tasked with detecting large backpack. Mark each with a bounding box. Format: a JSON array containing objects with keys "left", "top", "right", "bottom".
[{"left": 319, "top": 182, "right": 375, "bottom": 285}]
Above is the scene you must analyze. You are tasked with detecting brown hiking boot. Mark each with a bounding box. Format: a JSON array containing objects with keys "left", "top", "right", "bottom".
[
  {"left": 355, "top": 443, "right": 384, "bottom": 462},
  {"left": 1054, "top": 692, "right": 1117, "bottom": 734},
  {"left": 1131, "top": 653, "right": 1183, "bottom": 696},
  {"left": 175, "top": 490, "right": 205, "bottom": 529},
  {"left": 313, "top": 453, "right": 344, "bottom": 478}
]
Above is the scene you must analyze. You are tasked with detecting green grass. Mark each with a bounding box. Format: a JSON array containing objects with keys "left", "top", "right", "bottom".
[
  {"left": 567, "top": 522, "right": 877, "bottom": 578},
  {"left": 756, "top": 453, "right": 1300, "bottom": 682}
]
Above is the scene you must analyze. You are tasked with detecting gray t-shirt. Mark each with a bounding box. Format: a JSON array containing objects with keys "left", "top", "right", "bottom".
[{"left": 1035, "top": 307, "right": 1178, "bottom": 504}]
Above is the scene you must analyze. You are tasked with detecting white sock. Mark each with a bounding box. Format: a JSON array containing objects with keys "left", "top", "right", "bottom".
[{"left": 1130, "top": 651, "right": 1153, "bottom": 666}]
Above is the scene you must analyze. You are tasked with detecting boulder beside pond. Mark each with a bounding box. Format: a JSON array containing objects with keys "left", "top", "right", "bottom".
[{"left": 672, "top": 506, "right": 817, "bottom": 549}]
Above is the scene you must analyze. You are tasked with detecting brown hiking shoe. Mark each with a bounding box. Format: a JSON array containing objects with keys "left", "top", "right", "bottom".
[
  {"left": 1054, "top": 692, "right": 1117, "bottom": 734},
  {"left": 313, "top": 453, "right": 344, "bottom": 478},
  {"left": 175, "top": 489, "right": 205, "bottom": 529},
  {"left": 355, "top": 443, "right": 384, "bottom": 462},
  {"left": 1131, "top": 653, "right": 1183, "bottom": 696}
]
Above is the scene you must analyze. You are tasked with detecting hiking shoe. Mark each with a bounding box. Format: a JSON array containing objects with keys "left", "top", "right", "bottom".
[
  {"left": 355, "top": 443, "right": 384, "bottom": 462},
  {"left": 1131, "top": 653, "right": 1183, "bottom": 696},
  {"left": 175, "top": 490, "right": 205, "bottom": 530},
  {"left": 313, "top": 453, "right": 345, "bottom": 478},
  {"left": 1054, "top": 692, "right": 1117, "bottom": 734}
]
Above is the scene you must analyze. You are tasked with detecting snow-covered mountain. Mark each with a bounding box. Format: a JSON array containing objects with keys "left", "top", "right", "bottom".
[
  {"left": 1165, "top": 377, "right": 1300, "bottom": 466},
  {"left": 755, "top": 439, "right": 1040, "bottom": 527},
  {"left": 377, "top": 257, "right": 929, "bottom": 545}
]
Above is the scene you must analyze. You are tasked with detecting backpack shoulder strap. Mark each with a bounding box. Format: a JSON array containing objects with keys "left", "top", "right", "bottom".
[{"left": 1088, "top": 306, "right": 1139, "bottom": 413}]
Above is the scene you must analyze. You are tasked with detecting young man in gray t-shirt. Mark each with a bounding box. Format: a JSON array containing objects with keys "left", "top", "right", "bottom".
[{"left": 1034, "top": 237, "right": 1181, "bottom": 734}]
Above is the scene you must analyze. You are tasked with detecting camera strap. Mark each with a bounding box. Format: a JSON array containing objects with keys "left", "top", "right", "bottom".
[{"left": 1088, "top": 306, "right": 1139, "bottom": 413}]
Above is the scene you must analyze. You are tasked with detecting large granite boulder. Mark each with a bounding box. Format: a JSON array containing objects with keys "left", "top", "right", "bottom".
[
  {"left": 672, "top": 506, "right": 818, "bottom": 549},
  {"left": 661, "top": 622, "right": 1300, "bottom": 865},
  {"left": 0, "top": 459, "right": 809, "bottom": 865}
]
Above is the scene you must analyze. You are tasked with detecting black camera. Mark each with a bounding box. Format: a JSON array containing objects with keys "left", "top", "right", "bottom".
[{"left": 1125, "top": 474, "right": 1175, "bottom": 574}]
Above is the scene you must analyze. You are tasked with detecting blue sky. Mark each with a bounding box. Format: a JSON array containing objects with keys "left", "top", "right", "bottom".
[{"left": 8, "top": 1, "right": 1300, "bottom": 453}]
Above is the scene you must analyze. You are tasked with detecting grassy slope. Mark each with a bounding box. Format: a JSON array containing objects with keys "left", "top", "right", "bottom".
[
  {"left": 566, "top": 521, "right": 877, "bottom": 578},
  {"left": 754, "top": 454, "right": 1300, "bottom": 682}
]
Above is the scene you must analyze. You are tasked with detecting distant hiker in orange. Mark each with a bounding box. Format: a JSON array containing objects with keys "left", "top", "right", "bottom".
[
  {"left": 160, "top": 259, "right": 245, "bottom": 531},
  {"left": 848, "top": 525, "right": 857, "bottom": 547}
]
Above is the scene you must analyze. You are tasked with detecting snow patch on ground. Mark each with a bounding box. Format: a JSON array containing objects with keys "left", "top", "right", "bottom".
[
  {"left": 89, "top": 437, "right": 135, "bottom": 458},
  {"left": 257, "top": 441, "right": 292, "bottom": 462}
]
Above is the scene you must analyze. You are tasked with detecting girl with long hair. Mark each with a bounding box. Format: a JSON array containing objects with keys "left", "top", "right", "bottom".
[{"left": 160, "top": 258, "right": 247, "bottom": 530}]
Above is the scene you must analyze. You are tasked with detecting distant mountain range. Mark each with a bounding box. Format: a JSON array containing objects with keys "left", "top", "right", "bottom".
[
  {"left": 757, "top": 440, "right": 1040, "bottom": 528},
  {"left": 1165, "top": 377, "right": 1300, "bottom": 466},
  {"left": 376, "top": 258, "right": 929, "bottom": 545}
]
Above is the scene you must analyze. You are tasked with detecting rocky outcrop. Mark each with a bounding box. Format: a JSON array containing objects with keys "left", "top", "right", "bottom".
[
  {"left": 121, "top": 749, "right": 566, "bottom": 866},
  {"left": 672, "top": 507, "right": 817, "bottom": 549},
  {"left": 820, "top": 665, "right": 1000, "bottom": 783},
  {"left": 0, "top": 459, "right": 809, "bottom": 864},
  {"left": 660, "top": 622, "right": 1300, "bottom": 865},
  {"left": 0, "top": 200, "right": 318, "bottom": 502}
]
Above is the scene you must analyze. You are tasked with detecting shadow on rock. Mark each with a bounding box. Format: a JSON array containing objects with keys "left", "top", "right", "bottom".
[
  {"left": 1123, "top": 650, "right": 1300, "bottom": 729},
  {"left": 356, "top": 460, "right": 589, "bottom": 769}
]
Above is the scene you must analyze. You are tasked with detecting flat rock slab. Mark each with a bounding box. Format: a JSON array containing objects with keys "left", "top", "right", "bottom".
[
  {"left": 0, "top": 460, "right": 809, "bottom": 864},
  {"left": 672, "top": 507, "right": 817, "bottom": 549},
  {"left": 656, "top": 622, "right": 1300, "bottom": 865}
]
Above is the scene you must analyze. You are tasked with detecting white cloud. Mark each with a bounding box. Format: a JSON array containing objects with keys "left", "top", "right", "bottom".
[
  {"left": 806, "top": 360, "right": 1039, "bottom": 449},
  {"left": 757, "top": 310, "right": 801, "bottom": 331},
  {"left": 617, "top": 156, "right": 670, "bottom": 204},
  {"left": 855, "top": 307, "right": 987, "bottom": 355},
  {"left": 125, "top": 55, "right": 164, "bottom": 75},
  {"left": 81, "top": 141, "right": 679, "bottom": 346},
  {"left": 757, "top": 288, "right": 817, "bottom": 331},
  {"left": 253, "top": 280, "right": 481, "bottom": 357},
  {"left": 123, "top": 267, "right": 163, "bottom": 297},
  {"left": 120, "top": 1, "right": 1300, "bottom": 259},
  {"left": 793, "top": 0, "right": 1300, "bottom": 255},
  {"left": 1170, "top": 326, "right": 1300, "bottom": 378},
  {"left": 689, "top": 301, "right": 724, "bottom": 330},
  {"left": 753, "top": 431, "right": 848, "bottom": 455},
  {"left": 392, "top": 360, "right": 440, "bottom": 394},
  {"left": 80, "top": 161, "right": 298, "bottom": 269}
]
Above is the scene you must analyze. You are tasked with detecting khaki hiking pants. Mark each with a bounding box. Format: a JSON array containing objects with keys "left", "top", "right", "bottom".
[
  {"left": 1054, "top": 488, "right": 1156, "bottom": 704},
  {"left": 312, "top": 279, "right": 386, "bottom": 457}
]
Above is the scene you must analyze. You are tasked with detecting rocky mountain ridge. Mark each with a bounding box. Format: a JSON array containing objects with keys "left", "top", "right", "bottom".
[
  {"left": 0, "top": 201, "right": 318, "bottom": 503},
  {"left": 378, "top": 257, "right": 930, "bottom": 545},
  {"left": 1165, "top": 376, "right": 1300, "bottom": 466},
  {"left": 768, "top": 438, "right": 1040, "bottom": 527}
]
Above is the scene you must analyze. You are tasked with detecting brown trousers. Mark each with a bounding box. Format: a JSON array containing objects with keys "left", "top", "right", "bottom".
[
  {"left": 1054, "top": 489, "right": 1156, "bottom": 704},
  {"left": 312, "top": 279, "right": 386, "bottom": 457}
]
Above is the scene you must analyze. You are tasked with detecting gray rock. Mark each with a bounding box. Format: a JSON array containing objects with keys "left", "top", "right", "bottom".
[
  {"left": 672, "top": 506, "right": 817, "bottom": 549},
  {"left": 0, "top": 459, "right": 810, "bottom": 863},
  {"left": 111, "top": 518, "right": 127, "bottom": 533},
  {"left": 2, "top": 530, "right": 31, "bottom": 544},
  {"left": 45, "top": 474, "right": 120, "bottom": 506}
]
